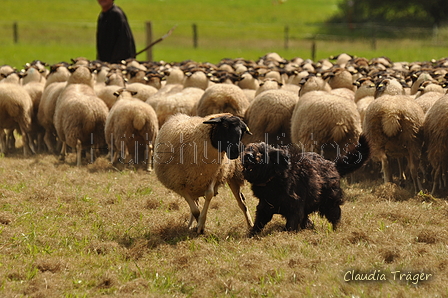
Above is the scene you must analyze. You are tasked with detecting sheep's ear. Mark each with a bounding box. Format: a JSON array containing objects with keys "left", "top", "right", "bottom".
[
  {"left": 131, "top": 91, "right": 138, "bottom": 96},
  {"left": 203, "top": 117, "right": 224, "bottom": 125},
  {"left": 113, "top": 91, "right": 121, "bottom": 97},
  {"left": 245, "top": 126, "right": 252, "bottom": 135}
]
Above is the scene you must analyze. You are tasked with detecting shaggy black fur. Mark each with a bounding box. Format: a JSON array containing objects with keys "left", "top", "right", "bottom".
[{"left": 242, "top": 135, "right": 370, "bottom": 236}]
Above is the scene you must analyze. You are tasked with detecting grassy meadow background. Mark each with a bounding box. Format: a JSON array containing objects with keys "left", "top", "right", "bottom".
[
  {"left": 2, "top": 0, "right": 448, "bottom": 297},
  {"left": 2, "top": 0, "right": 448, "bottom": 69}
]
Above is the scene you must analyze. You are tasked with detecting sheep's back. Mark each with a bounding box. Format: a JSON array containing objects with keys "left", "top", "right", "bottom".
[
  {"left": 154, "top": 113, "right": 234, "bottom": 197},
  {"left": 156, "top": 87, "right": 204, "bottom": 127},
  {"left": 423, "top": 95, "right": 448, "bottom": 164},
  {"left": 38, "top": 82, "right": 66, "bottom": 129},
  {"left": 363, "top": 95, "right": 424, "bottom": 157},
  {"left": 243, "top": 89, "right": 298, "bottom": 145},
  {"left": 291, "top": 91, "right": 361, "bottom": 150},
  {"left": 106, "top": 99, "right": 158, "bottom": 146},
  {"left": 54, "top": 94, "right": 108, "bottom": 147},
  {"left": 196, "top": 84, "right": 249, "bottom": 118},
  {"left": 0, "top": 84, "right": 33, "bottom": 129}
]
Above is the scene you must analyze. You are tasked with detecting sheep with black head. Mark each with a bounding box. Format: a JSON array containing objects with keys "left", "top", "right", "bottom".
[{"left": 154, "top": 113, "right": 253, "bottom": 234}]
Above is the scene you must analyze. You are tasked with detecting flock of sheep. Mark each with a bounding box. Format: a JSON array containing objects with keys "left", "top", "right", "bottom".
[{"left": 1, "top": 52, "right": 448, "bottom": 231}]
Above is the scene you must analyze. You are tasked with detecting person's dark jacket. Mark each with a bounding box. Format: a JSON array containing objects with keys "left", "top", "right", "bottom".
[{"left": 96, "top": 5, "right": 136, "bottom": 63}]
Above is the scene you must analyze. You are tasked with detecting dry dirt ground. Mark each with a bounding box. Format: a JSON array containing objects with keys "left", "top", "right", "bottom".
[{"left": 1, "top": 151, "right": 447, "bottom": 297}]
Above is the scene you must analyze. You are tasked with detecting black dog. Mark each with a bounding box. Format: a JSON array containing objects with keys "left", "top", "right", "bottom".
[{"left": 242, "top": 135, "right": 370, "bottom": 236}]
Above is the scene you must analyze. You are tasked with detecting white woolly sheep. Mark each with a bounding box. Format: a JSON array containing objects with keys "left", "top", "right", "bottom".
[
  {"left": 105, "top": 89, "right": 159, "bottom": 171},
  {"left": 414, "top": 81, "right": 446, "bottom": 114},
  {"left": 423, "top": 94, "right": 448, "bottom": 194},
  {"left": 96, "top": 69, "right": 127, "bottom": 109},
  {"left": 0, "top": 65, "right": 15, "bottom": 80},
  {"left": 298, "top": 74, "right": 331, "bottom": 97},
  {"left": 156, "top": 87, "right": 205, "bottom": 127},
  {"left": 154, "top": 113, "right": 254, "bottom": 233},
  {"left": 242, "top": 89, "right": 298, "bottom": 146},
  {"left": 183, "top": 69, "right": 210, "bottom": 90},
  {"left": 291, "top": 90, "right": 362, "bottom": 162},
  {"left": 363, "top": 92, "right": 425, "bottom": 192},
  {"left": 254, "top": 78, "right": 283, "bottom": 97},
  {"left": 22, "top": 65, "right": 47, "bottom": 152},
  {"left": 125, "top": 82, "right": 158, "bottom": 102},
  {"left": 323, "top": 67, "right": 355, "bottom": 91},
  {"left": 54, "top": 65, "right": 109, "bottom": 166},
  {"left": 237, "top": 71, "right": 259, "bottom": 91},
  {"left": 37, "top": 63, "right": 71, "bottom": 154},
  {"left": 196, "top": 84, "right": 250, "bottom": 118},
  {"left": 410, "top": 71, "right": 433, "bottom": 95},
  {"left": 0, "top": 71, "right": 34, "bottom": 156},
  {"left": 354, "top": 77, "right": 376, "bottom": 103}
]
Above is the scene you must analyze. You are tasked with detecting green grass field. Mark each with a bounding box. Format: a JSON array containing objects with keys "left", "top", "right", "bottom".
[{"left": 1, "top": 0, "right": 448, "bottom": 69}]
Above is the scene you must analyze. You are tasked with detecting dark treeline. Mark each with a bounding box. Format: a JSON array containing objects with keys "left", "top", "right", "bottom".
[{"left": 331, "top": 0, "right": 448, "bottom": 27}]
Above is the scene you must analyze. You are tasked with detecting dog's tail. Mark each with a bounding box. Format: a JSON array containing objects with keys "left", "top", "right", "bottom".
[{"left": 335, "top": 134, "right": 370, "bottom": 177}]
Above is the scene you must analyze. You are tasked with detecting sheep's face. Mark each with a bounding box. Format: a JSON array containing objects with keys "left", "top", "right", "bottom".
[{"left": 203, "top": 115, "right": 251, "bottom": 160}]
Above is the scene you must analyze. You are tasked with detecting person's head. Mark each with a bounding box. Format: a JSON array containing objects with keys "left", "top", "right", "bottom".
[{"left": 97, "top": 0, "right": 114, "bottom": 12}]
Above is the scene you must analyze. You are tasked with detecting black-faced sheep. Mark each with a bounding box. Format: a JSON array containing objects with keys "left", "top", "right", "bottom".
[
  {"left": 105, "top": 89, "right": 159, "bottom": 171},
  {"left": 242, "top": 135, "right": 370, "bottom": 236},
  {"left": 153, "top": 113, "right": 254, "bottom": 233}
]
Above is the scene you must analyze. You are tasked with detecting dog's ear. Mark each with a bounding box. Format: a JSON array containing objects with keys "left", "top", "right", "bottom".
[{"left": 268, "top": 148, "right": 289, "bottom": 169}]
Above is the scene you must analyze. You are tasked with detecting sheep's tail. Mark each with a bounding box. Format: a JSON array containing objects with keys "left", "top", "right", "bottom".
[
  {"left": 331, "top": 123, "right": 349, "bottom": 143},
  {"left": 133, "top": 112, "right": 146, "bottom": 131},
  {"left": 382, "top": 112, "right": 401, "bottom": 137},
  {"left": 335, "top": 134, "right": 370, "bottom": 177}
]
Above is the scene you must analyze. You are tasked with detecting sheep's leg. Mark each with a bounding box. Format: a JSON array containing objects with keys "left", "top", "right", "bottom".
[
  {"left": 146, "top": 143, "right": 154, "bottom": 172},
  {"left": 0, "top": 129, "right": 7, "bottom": 155},
  {"left": 431, "top": 167, "right": 440, "bottom": 195},
  {"left": 398, "top": 157, "right": 406, "bottom": 181},
  {"left": 76, "top": 139, "right": 83, "bottom": 166},
  {"left": 43, "top": 131, "right": 56, "bottom": 154},
  {"left": 442, "top": 164, "right": 447, "bottom": 188},
  {"left": 227, "top": 177, "right": 254, "bottom": 228},
  {"left": 18, "top": 122, "right": 35, "bottom": 156},
  {"left": 196, "top": 180, "right": 217, "bottom": 234},
  {"left": 408, "top": 155, "right": 422, "bottom": 193},
  {"left": 6, "top": 129, "right": 15, "bottom": 151},
  {"left": 381, "top": 154, "right": 392, "bottom": 183},
  {"left": 37, "top": 131, "right": 45, "bottom": 153},
  {"left": 110, "top": 147, "right": 118, "bottom": 165},
  {"left": 59, "top": 142, "right": 67, "bottom": 161},
  {"left": 183, "top": 194, "right": 200, "bottom": 229}
]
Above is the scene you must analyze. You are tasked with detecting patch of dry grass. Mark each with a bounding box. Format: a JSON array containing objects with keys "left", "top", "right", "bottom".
[{"left": 1, "top": 151, "right": 448, "bottom": 297}]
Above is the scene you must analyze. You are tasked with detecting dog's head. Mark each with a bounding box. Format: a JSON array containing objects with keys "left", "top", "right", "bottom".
[{"left": 242, "top": 142, "right": 290, "bottom": 185}]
